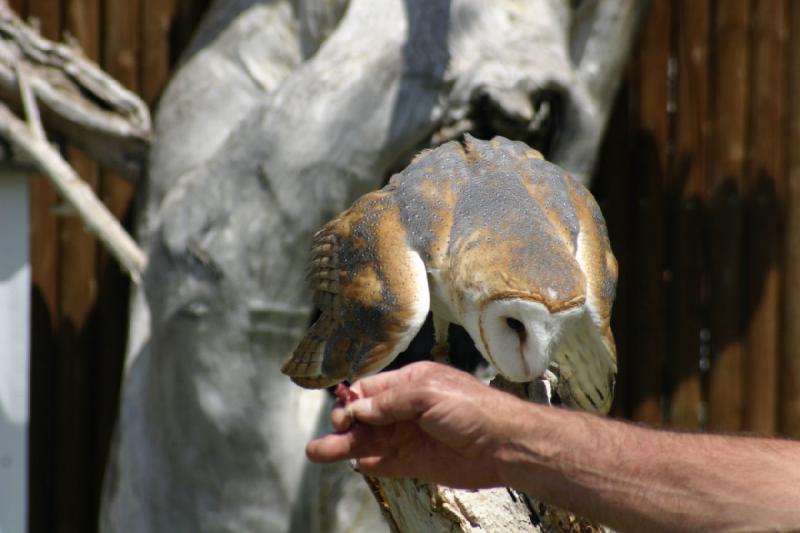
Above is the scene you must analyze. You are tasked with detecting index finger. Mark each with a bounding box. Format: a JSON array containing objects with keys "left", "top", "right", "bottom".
[
  {"left": 351, "top": 360, "right": 444, "bottom": 398},
  {"left": 346, "top": 382, "right": 435, "bottom": 426},
  {"left": 350, "top": 365, "right": 415, "bottom": 398}
]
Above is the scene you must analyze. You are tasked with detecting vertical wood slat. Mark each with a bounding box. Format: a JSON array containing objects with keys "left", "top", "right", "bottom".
[
  {"left": 141, "top": 0, "right": 176, "bottom": 106},
  {"left": 25, "top": 2, "right": 62, "bottom": 532},
  {"left": 667, "top": 0, "right": 709, "bottom": 430},
  {"left": 590, "top": 83, "right": 633, "bottom": 419},
  {"left": 93, "top": 0, "right": 142, "bottom": 527},
  {"left": 782, "top": 0, "right": 800, "bottom": 439},
  {"left": 628, "top": 0, "right": 671, "bottom": 426},
  {"left": 706, "top": 0, "right": 749, "bottom": 433},
  {"left": 8, "top": 0, "right": 25, "bottom": 17},
  {"left": 101, "top": 0, "right": 141, "bottom": 223},
  {"left": 25, "top": 0, "right": 61, "bottom": 325},
  {"left": 742, "top": 0, "right": 787, "bottom": 436},
  {"left": 58, "top": 2, "right": 102, "bottom": 532}
]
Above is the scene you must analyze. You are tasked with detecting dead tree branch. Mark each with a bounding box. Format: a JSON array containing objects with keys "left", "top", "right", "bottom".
[
  {"left": 0, "top": 0, "right": 151, "bottom": 179},
  {"left": 0, "top": 100, "right": 146, "bottom": 282},
  {"left": 364, "top": 375, "right": 612, "bottom": 532}
]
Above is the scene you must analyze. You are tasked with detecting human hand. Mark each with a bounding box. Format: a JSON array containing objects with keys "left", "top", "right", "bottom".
[{"left": 306, "top": 361, "right": 529, "bottom": 489}]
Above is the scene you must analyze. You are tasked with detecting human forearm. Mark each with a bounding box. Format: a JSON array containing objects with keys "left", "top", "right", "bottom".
[
  {"left": 497, "top": 402, "right": 800, "bottom": 532},
  {"left": 307, "top": 362, "right": 800, "bottom": 531}
]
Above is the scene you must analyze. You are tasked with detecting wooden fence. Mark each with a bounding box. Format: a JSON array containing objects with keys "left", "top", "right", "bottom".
[
  {"left": 595, "top": 0, "right": 800, "bottom": 438},
  {"left": 11, "top": 0, "right": 800, "bottom": 531},
  {"left": 9, "top": 1, "right": 208, "bottom": 531}
]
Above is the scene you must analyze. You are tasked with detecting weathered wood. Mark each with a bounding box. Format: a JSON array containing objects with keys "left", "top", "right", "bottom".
[
  {"left": 782, "top": 0, "right": 800, "bottom": 439},
  {"left": 552, "top": 0, "right": 650, "bottom": 181},
  {"left": 140, "top": 0, "right": 174, "bottom": 106},
  {"left": 742, "top": 0, "right": 786, "bottom": 436},
  {"left": 102, "top": 1, "right": 646, "bottom": 531},
  {"left": 55, "top": 148, "right": 99, "bottom": 533},
  {"left": 706, "top": 0, "right": 749, "bottom": 433},
  {"left": 7, "top": 0, "right": 21, "bottom": 17},
  {"left": 24, "top": 1, "right": 60, "bottom": 529},
  {"left": 367, "top": 479, "right": 540, "bottom": 533},
  {"left": 0, "top": 0, "right": 150, "bottom": 179},
  {"left": 366, "top": 377, "right": 610, "bottom": 532},
  {"left": 628, "top": 0, "right": 670, "bottom": 426},
  {"left": 0, "top": 103, "right": 146, "bottom": 281},
  {"left": 60, "top": 1, "right": 102, "bottom": 529},
  {"left": 667, "top": 0, "right": 709, "bottom": 430},
  {"left": 98, "top": 0, "right": 139, "bottom": 244},
  {"left": 95, "top": 4, "right": 141, "bottom": 519},
  {"left": 591, "top": 83, "right": 633, "bottom": 419}
]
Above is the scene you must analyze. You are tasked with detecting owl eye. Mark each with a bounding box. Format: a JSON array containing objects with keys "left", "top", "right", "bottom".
[{"left": 505, "top": 317, "right": 527, "bottom": 344}]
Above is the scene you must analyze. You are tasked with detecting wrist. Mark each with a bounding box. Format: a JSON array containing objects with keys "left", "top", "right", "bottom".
[{"left": 491, "top": 398, "right": 554, "bottom": 495}]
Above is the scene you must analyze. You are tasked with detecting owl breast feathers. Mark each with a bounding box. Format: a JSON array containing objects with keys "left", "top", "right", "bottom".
[{"left": 282, "top": 135, "right": 618, "bottom": 413}]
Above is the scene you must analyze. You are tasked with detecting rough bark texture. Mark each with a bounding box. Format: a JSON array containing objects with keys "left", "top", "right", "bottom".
[
  {"left": 101, "top": 1, "right": 645, "bottom": 531},
  {"left": 0, "top": 0, "right": 150, "bottom": 179},
  {"left": 0, "top": 103, "right": 146, "bottom": 281},
  {"left": 367, "top": 473, "right": 611, "bottom": 533}
]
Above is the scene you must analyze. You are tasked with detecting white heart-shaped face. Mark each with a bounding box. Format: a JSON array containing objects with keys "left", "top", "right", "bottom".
[{"left": 468, "top": 297, "right": 583, "bottom": 383}]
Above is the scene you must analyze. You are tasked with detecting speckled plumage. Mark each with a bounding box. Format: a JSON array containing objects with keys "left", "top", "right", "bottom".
[{"left": 282, "top": 135, "right": 618, "bottom": 413}]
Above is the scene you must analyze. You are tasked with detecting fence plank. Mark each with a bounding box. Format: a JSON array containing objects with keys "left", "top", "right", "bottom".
[
  {"left": 95, "top": 0, "right": 142, "bottom": 524},
  {"left": 591, "top": 82, "right": 633, "bottom": 418},
  {"left": 25, "top": 4, "right": 63, "bottom": 533},
  {"left": 100, "top": 0, "right": 140, "bottom": 227},
  {"left": 56, "top": 2, "right": 102, "bottom": 531},
  {"left": 141, "top": 0, "right": 175, "bottom": 106},
  {"left": 783, "top": 0, "right": 800, "bottom": 439},
  {"left": 667, "top": 0, "right": 709, "bottom": 430},
  {"left": 8, "top": 0, "right": 24, "bottom": 17},
  {"left": 706, "top": 0, "right": 749, "bottom": 433},
  {"left": 742, "top": 0, "right": 787, "bottom": 436},
  {"left": 628, "top": 0, "right": 671, "bottom": 426}
]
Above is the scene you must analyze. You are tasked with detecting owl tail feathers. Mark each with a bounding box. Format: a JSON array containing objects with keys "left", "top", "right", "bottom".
[
  {"left": 281, "top": 313, "right": 346, "bottom": 389},
  {"left": 282, "top": 313, "right": 391, "bottom": 389}
]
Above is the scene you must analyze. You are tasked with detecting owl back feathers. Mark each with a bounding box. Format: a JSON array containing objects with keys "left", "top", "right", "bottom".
[{"left": 283, "top": 135, "right": 617, "bottom": 413}]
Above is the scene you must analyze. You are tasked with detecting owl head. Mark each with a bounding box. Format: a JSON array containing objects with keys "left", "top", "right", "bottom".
[{"left": 462, "top": 295, "right": 584, "bottom": 383}]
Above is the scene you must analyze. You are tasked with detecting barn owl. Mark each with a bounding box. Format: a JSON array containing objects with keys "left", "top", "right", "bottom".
[{"left": 282, "top": 135, "right": 617, "bottom": 413}]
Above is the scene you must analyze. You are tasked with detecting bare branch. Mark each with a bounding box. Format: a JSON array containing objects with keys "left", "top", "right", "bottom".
[
  {"left": 15, "top": 61, "right": 43, "bottom": 141},
  {"left": 0, "top": 102, "right": 146, "bottom": 283},
  {"left": 0, "top": 0, "right": 151, "bottom": 179}
]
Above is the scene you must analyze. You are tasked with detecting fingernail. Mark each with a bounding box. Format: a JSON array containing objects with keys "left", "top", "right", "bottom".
[{"left": 345, "top": 397, "right": 372, "bottom": 419}]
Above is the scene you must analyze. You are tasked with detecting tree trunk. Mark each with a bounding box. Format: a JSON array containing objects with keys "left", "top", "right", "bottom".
[{"left": 98, "top": 1, "right": 646, "bottom": 531}]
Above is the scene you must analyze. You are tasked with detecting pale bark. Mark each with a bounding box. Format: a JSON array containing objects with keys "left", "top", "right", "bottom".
[
  {"left": 101, "top": 1, "right": 646, "bottom": 531},
  {"left": 0, "top": 102, "right": 146, "bottom": 281},
  {"left": 0, "top": 0, "right": 150, "bottom": 179},
  {"left": 364, "top": 375, "right": 612, "bottom": 532}
]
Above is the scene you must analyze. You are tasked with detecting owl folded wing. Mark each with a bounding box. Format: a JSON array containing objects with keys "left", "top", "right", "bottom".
[{"left": 281, "top": 192, "right": 430, "bottom": 389}]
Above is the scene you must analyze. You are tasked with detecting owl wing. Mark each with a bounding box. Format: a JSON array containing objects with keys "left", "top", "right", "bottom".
[
  {"left": 550, "top": 175, "right": 618, "bottom": 414},
  {"left": 281, "top": 191, "right": 430, "bottom": 389}
]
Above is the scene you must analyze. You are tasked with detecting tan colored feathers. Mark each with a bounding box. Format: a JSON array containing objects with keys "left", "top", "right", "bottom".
[{"left": 283, "top": 135, "right": 617, "bottom": 411}]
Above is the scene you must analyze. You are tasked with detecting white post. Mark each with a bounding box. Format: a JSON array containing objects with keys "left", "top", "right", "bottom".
[{"left": 0, "top": 168, "right": 30, "bottom": 533}]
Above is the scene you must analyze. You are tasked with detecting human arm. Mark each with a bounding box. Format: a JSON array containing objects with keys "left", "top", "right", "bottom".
[{"left": 307, "top": 361, "right": 800, "bottom": 533}]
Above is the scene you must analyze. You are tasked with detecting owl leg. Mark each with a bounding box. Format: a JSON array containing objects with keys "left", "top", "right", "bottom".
[{"left": 431, "top": 313, "right": 450, "bottom": 364}]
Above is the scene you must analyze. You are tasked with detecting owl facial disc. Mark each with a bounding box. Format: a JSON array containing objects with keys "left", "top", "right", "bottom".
[{"left": 476, "top": 298, "right": 583, "bottom": 383}]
